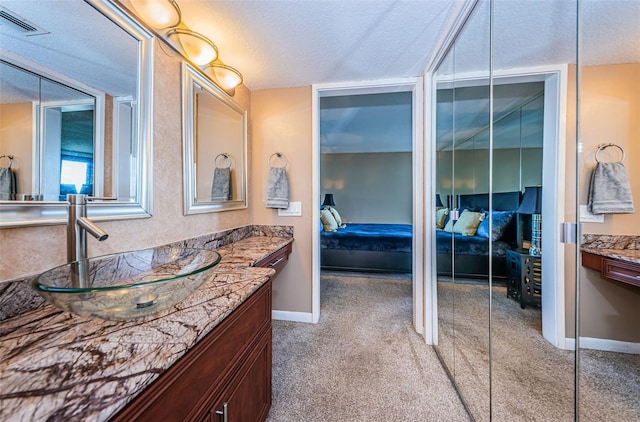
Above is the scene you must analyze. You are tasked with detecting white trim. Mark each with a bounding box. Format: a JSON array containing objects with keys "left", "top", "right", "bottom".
[
  {"left": 272, "top": 310, "right": 315, "bottom": 323},
  {"left": 541, "top": 65, "right": 568, "bottom": 349},
  {"left": 564, "top": 337, "right": 640, "bottom": 354},
  {"left": 423, "top": 70, "right": 438, "bottom": 346},
  {"left": 311, "top": 85, "right": 321, "bottom": 324},
  {"left": 412, "top": 77, "right": 425, "bottom": 336},
  {"left": 312, "top": 77, "right": 423, "bottom": 329}
]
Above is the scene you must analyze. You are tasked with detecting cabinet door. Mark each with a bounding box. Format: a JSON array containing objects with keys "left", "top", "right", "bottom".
[{"left": 210, "top": 330, "right": 272, "bottom": 422}]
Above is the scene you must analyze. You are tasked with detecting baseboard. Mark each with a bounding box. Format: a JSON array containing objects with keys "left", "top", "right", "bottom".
[
  {"left": 272, "top": 310, "right": 314, "bottom": 323},
  {"left": 564, "top": 337, "right": 640, "bottom": 354}
]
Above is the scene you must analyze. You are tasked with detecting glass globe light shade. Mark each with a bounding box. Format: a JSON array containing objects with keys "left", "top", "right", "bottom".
[
  {"left": 205, "top": 62, "right": 243, "bottom": 90},
  {"left": 130, "top": 0, "right": 181, "bottom": 29},
  {"left": 167, "top": 29, "right": 218, "bottom": 65}
]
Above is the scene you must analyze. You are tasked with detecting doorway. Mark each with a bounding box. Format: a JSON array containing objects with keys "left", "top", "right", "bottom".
[{"left": 311, "top": 78, "right": 424, "bottom": 331}]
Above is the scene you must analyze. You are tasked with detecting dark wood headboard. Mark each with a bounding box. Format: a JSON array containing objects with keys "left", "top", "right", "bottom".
[
  {"left": 457, "top": 191, "right": 522, "bottom": 211},
  {"left": 452, "top": 191, "right": 522, "bottom": 247}
]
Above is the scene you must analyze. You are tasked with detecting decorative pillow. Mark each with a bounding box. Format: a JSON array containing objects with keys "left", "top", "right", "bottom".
[
  {"left": 447, "top": 209, "right": 485, "bottom": 236},
  {"left": 328, "top": 206, "right": 343, "bottom": 226},
  {"left": 436, "top": 207, "right": 449, "bottom": 229},
  {"left": 320, "top": 208, "right": 338, "bottom": 231},
  {"left": 476, "top": 210, "right": 515, "bottom": 241},
  {"left": 443, "top": 212, "right": 456, "bottom": 233}
]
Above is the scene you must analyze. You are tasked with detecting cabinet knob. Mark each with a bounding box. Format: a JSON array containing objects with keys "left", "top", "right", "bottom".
[{"left": 215, "top": 402, "right": 228, "bottom": 422}]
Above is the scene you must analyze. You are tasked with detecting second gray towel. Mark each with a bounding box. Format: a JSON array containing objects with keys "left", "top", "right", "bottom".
[
  {"left": 211, "top": 167, "right": 232, "bottom": 201},
  {"left": 0, "top": 167, "right": 16, "bottom": 200},
  {"left": 588, "top": 162, "right": 635, "bottom": 214},
  {"left": 266, "top": 167, "right": 289, "bottom": 209}
]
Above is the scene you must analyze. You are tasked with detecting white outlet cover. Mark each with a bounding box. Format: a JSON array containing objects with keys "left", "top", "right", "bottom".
[
  {"left": 278, "top": 201, "right": 302, "bottom": 217},
  {"left": 579, "top": 205, "right": 604, "bottom": 223}
]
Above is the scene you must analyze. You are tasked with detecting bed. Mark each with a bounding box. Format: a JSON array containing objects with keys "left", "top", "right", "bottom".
[
  {"left": 319, "top": 191, "right": 521, "bottom": 275},
  {"left": 436, "top": 191, "right": 522, "bottom": 278},
  {"left": 320, "top": 223, "right": 413, "bottom": 273}
]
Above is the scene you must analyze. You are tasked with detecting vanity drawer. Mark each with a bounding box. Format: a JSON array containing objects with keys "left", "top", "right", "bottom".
[
  {"left": 602, "top": 258, "right": 640, "bottom": 288},
  {"left": 254, "top": 243, "right": 292, "bottom": 276}
]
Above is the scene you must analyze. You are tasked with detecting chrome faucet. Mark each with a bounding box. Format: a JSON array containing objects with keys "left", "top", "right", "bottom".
[{"left": 67, "top": 194, "right": 108, "bottom": 286}]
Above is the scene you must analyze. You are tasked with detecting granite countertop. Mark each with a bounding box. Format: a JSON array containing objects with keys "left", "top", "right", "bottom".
[
  {"left": 580, "top": 247, "right": 640, "bottom": 265},
  {"left": 0, "top": 235, "right": 292, "bottom": 422},
  {"left": 581, "top": 234, "right": 640, "bottom": 265}
]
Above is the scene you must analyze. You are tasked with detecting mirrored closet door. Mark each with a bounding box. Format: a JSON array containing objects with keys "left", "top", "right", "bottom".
[
  {"left": 434, "top": 0, "right": 492, "bottom": 419},
  {"left": 433, "top": 0, "right": 640, "bottom": 420},
  {"left": 577, "top": 1, "right": 640, "bottom": 419}
]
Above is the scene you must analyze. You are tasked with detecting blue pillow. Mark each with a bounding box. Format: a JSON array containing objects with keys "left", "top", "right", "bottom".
[{"left": 476, "top": 210, "right": 514, "bottom": 241}]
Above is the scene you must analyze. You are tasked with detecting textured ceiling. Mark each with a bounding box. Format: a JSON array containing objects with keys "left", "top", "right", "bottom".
[{"left": 174, "top": 0, "right": 466, "bottom": 91}]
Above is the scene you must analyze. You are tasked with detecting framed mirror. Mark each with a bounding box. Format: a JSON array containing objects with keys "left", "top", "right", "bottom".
[
  {"left": 182, "top": 62, "right": 247, "bottom": 214},
  {"left": 0, "top": 0, "right": 153, "bottom": 227}
]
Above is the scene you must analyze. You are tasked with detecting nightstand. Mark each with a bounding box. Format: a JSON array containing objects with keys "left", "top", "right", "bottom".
[{"left": 506, "top": 249, "right": 542, "bottom": 309}]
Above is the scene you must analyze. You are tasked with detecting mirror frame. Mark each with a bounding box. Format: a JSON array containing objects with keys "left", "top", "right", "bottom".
[
  {"left": 0, "top": 0, "right": 154, "bottom": 228},
  {"left": 182, "top": 62, "right": 248, "bottom": 215}
]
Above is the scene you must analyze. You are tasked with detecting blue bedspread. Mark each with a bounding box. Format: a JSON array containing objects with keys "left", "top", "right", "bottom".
[
  {"left": 320, "top": 223, "right": 412, "bottom": 252},
  {"left": 435, "top": 229, "right": 511, "bottom": 257}
]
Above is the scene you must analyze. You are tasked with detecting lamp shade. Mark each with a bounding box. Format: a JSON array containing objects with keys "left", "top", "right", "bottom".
[
  {"left": 517, "top": 186, "right": 542, "bottom": 214},
  {"left": 435, "top": 194, "right": 444, "bottom": 208},
  {"left": 204, "top": 60, "right": 243, "bottom": 90},
  {"left": 130, "top": 0, "right": 181, "bottom": 29},
  {"left": 167, "top": 29, "right": 218, "bottom": 65},
  {"left": 322, "top": 194, "right": 335, "bottom": 207}
]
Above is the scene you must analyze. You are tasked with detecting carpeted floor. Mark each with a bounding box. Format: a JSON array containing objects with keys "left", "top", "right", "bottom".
[
  {"left": 267, "top": 271, "right": 471, "bottom": 422},
  {"left": 436, "top": 279, "right": 640, "bottom": 421}
]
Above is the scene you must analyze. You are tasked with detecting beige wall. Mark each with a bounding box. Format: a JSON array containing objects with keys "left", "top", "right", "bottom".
[
  {"left": 0, "top": 102, "right": 34, "bottom": 196},
  {"left": 321, "top": 152, "right": 412, "bottom": 224},
  {"left": 250, "top": 87, "right": 313, "bottom": 313},
  {"left": 564, "top": 63, "right": 640, "bottom": 342},
  {"left": 436, "top": 147, "right": 542, "bottom": 196},
  {"left": 0, "top": 39, "right": 251, "bottom": 282}
]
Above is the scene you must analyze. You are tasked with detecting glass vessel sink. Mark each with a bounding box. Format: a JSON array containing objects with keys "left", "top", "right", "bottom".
[{"left": 33, "top": 247, "right": 221, "bottom": 321}]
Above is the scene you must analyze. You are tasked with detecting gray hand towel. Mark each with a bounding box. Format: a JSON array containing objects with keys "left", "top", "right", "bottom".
[
  {"left": 0, "top": 167, "right": 16, "bottom": 200},
  {"left": 266, "top": 167, "right": 289, "bottom": 209},
  {"left": 211, "top": 167, "right": 232, "bottom": 201},
  {"left": 587, "top": 162, "right": 635, "bottom": 214}
]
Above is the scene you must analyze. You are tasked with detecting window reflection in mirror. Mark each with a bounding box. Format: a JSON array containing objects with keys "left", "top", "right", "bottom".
[
  {"left": 182, "top": 62, "right": 247, "bottom": 214},
  {"left": 0, "top": 0, "right": 153, "bottom": 226}
]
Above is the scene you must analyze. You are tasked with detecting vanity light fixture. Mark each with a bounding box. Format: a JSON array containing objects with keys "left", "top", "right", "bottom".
[
  {"left": 203, "top": 59, "right": 243, "bottom": 92},
  {"left": 129, "top": 0, "right": 243, "bottom": 92},
  {"left": 129, "top": 0, "right": 181, "bottom": 30},
  {"left": 167, "top": 29, "right": 218, "bottom": 65}
]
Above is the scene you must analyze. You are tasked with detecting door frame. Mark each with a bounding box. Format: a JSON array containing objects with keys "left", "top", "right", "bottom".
[
  {"left": 311, "top": 78, "right": 424, "bottom": 332},
  {"left": 426, "top": 64, "right": 569, "bottom": 348}
]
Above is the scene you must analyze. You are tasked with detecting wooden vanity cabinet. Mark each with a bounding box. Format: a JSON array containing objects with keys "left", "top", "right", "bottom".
[
  {"left": 582, "top": 251, "right": 640, "bottom": 288},
  {"left": 112, "top": 279, "right": 272, "bottom": 422}
]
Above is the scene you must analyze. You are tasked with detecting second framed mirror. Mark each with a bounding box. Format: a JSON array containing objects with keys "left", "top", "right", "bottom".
[{"left": 182, "top": 62, "right": 247, "bottom": 214}]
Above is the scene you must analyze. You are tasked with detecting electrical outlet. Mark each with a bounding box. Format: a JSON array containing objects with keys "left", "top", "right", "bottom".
[
  {"left": 278, "top": 201, "right": 302, "bottom": 217},
  {"left": 579, "top": 205, "right": 604, "bottom": 223}
]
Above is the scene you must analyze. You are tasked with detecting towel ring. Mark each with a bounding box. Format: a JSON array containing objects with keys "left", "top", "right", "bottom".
[
  {"left": 0, "top": 155, "right": 13, "bottom": 169},
  {"left": 595, "top": 143, "right": 625, "bottom": 163},
  {"left": 269, "top": 152, "right": 289, "bottom": 168},
  {"left": 215, "top": 153, "right": 232, "bottom": 169}
]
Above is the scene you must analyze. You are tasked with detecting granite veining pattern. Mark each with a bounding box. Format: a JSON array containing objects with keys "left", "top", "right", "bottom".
[
  {"left": 581, "top": 234, "right": 640, "bottom": 264},
  {"left": 0, "top": 225, "right": 293, "bottom": 321},
  {"left": 0, "top": 234, "right": 293, "bottom": 421}
]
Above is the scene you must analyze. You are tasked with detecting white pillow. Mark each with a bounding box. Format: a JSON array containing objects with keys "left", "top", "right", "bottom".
[
  {"left": 328, "top": 206, "right": 343, "bottom": 226},
  {"left": 320, "top": 208, "right": 338, "bottom": 231}
]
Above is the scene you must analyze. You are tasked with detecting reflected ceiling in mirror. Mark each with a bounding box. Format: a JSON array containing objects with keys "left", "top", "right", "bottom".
[
  {"left": 182, "top": 62, "right": 247, "bottom": 214},
  {"left": 0, "top": 0, "right": 154, "bottom": 227}
]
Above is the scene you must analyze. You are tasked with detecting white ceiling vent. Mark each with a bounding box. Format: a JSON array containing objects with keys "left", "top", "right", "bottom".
[{"left": 0, "top": 7, "right": 48, "bottom": 36}]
